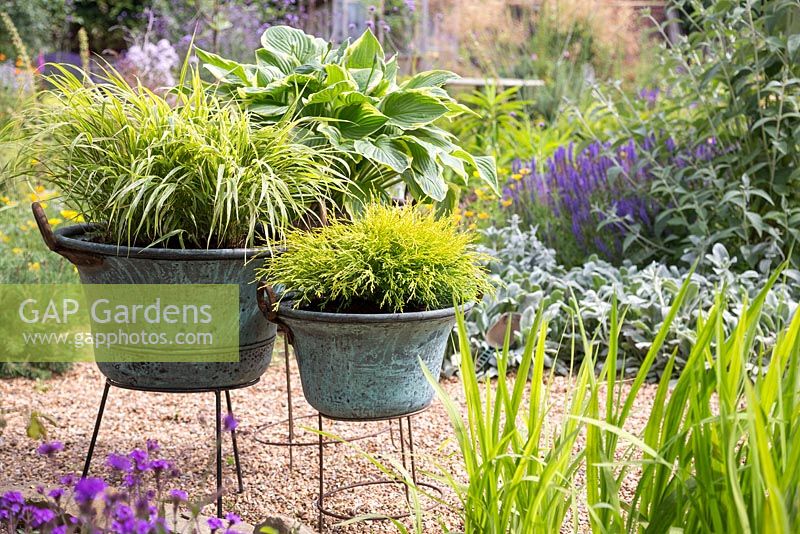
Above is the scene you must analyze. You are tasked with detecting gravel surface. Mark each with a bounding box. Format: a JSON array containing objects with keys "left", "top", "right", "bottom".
[{"left": 0, "top": 345, "right": 658, "bottom": 533}]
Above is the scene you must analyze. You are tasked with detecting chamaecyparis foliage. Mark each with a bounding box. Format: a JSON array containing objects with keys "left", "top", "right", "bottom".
[
  {"left": 197, "top": 26, "right": 498, "bottom": 212},
  {"left": 458, "top": 217, "right": 800, "bottom": 378}
]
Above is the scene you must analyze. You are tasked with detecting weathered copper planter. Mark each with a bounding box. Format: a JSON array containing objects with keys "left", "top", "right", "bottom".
[
  {"left": 267, "top": 300, "right": 470, "bottom": 420},
  {"left": 33, "top": 204, "right": 275, "bottom": 391}
]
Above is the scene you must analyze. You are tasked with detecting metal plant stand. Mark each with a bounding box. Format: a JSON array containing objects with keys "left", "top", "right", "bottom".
[
  {"left": 253, "top": 331, "right": 387, "bottom": 471},
  {"left": 82, "top": 378, "right": 255, "bottom": 518},
  {"left": 315, "top": 408, "right": 442, "bottom": 533}
]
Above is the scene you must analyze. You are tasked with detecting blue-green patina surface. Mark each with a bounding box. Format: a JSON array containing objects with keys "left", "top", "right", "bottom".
[
  {"left": 52, "top": 224, "right": 276, "bottom": 391},
  {"left": 278, "top": 303, "right": 470, "bottom": 420}
]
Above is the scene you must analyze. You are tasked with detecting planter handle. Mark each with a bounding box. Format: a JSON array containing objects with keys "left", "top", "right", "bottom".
[
  {"left": 257, "top": 283, "right": 293, "bottom": 344},
  {"left": 32, "top": 202, "right": 104, "bottom": 267}
]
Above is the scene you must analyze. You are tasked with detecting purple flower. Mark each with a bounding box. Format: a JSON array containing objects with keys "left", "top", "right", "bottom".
[
  {"left": 223, "top": 413, "right": 238, "bottom": 432},
  {"left": 168, "top": 489, "right": 188, "bottom": 502},
  {"left": 207, "top": 516, "right": 224, "bottom": 531},
  {"left": 146, "top": 439, "right": 160, "bottom": 452},
  {"left": 637, "top": 87, "right": 660, "bottom": 108},
  {"left": 111, "top": 504, "right": 135, "bottom": 533},
  {"left": 23, "top": 505, "right": 55, "bottom": 527},
  {"left": 129, "top": 449, "right": 149, "bottom": 471},
  {"left": 150, "top": 459, "right": 171, "bottom": 472},
  {"left": 1, "top": 491, "right": 25, "bottom": 514},
  {"left": 36, "top": 441, "right": 64, "bottom": 457},
  {"left": 226, "top": 512, "right": 241, "bottom": 524},
  {"left": 107, "top": 453, "right": 133, "bottom": 473},
  {"left": 74, "top": 477, "right": 106, "bottom": 506},
  {"left": 48, "top": 488, "right": 65, "bottom": 501}
]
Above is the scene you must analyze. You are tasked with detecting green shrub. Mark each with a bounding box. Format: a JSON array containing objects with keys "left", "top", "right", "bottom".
[
  {"left": 446, "top": 85, "right": 530, "bottom": 164},
  {"left": 0, "top": 2, "right": 69, "bottom": 60},
  {"left": 0, "top": 361, "right": 70, "bottom": 379},
  {"left": 576, "top": 0, "right": 800, "bottom": 270},
  {"left": 259, "top": 204, "right": 492, "bottom": 313},
  {"left": 10, "top": 65, "right": 345, "bottom": 249}
]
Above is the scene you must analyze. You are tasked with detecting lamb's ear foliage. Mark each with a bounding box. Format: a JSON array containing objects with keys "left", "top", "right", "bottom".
[
  {"left": 257, "top": 204, "right": 493, "bottom": 313},
  {"left": 197, "top": 26, "right": 498, "bottom": 212}
]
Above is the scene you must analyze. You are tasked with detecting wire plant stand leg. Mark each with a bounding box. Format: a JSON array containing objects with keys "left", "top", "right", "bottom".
[
  {"left": 318, "top": 413, "right": 324, "bottom": 533},
  {"left": 315, "top": 412, "right": 439, "bottom": 533},
  {"left": 285, "top": 335, "right": 295, "bottom": 470},
  {"left": 225, "top": 390, "right": 244, "bottom": 493},
  {"left": 82, "top": 381, "right": 111, "bottom": 478},
  {"left": 215, "top": 390, "right": 223, "bottom": 518},
  {"left": 398, "top": 417, "right": 410, "bottom": 503},
  {"left": 80, "top": 380, "right": 251, "bottom": 520}
]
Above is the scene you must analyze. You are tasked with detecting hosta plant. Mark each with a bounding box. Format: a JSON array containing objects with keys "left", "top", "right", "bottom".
[
  {"left": 259, "top": 204, "right": 492, "bottom": 313},
  {"left": 11, "top": 65, "right": 344, "bottom": 249},
  {"left": 197, "top": 26, "right": 498, "bottom": 211}
]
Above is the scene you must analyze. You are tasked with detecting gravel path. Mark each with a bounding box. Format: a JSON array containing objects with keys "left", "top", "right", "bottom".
[{"left": 0, "top": 346, "right": 657, "bottom": 533}]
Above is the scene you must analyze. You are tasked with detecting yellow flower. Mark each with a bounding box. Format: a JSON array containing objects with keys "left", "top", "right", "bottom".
[
  {"left": 465, "top": 210, "right": 475, "bottom": 217},
  {"left": 35, "top": 185, "right": 46, "bottom": 193},
  {"left": 477, "top": 212, "right": 489, "bottom": 220},
  {"left": 28, "top": 262, "right": 41, "bottom": 272},
  {"left": 1, "top": 195, "right": 10, "bottom": 204},
  {"left": 501, "top": 199, "right": 513, "bottom": 207},
  {"left": 512, "top": 173, "right": 523, "bottom": 181},
  {"left": 509, "top": 183, "right": 516, "bottom": 191},
  {"left": 12, "top": 247, "right": 23, "bottom": 255},
  {"left": 0, "top": 53, "right": 6, "bottom": 62},
  {"left": 60, "top": 210, "right": 84, "bottom": 222},
  {"left": 520, "top": 168, "right": 531, "bottom": 175},
  {"left": 0, "top": 232, "right": 9, "bottom": 243},
  {"left": 468, "top": 223, "right": 477, "bottom": 230},
  {"left": 472, "top": 170, "right": 479, "bottom": 178},
  {"left": 475, "top": 189, "right": 486, "bottom": 200},
  {"left": 48, "top": 218, "right": 63, "bottom": 227},
  {"left": 452, "top": 213, "right": 462, "bottom": 222}
]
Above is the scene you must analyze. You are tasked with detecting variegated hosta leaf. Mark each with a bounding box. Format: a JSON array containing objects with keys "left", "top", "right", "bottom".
[
  {"left": 336, "top": 102, "right": 387, "bottom": 139},
  {"left": 353, "top": 136, "right": 412, "bottom": 174},
  {"left": 403, "top": 140, "right": 447, "bottom": 201},
  {"left": 401, "top": 69, "right": 460, "bottom": 89},
  {"left": 259, "top": 25, "right": 328, "bottom": 64},
  {"left": 345, "top": 28, "right": 385, "bottom": 69},
  {"left": 381, "top": 91, "right": 449, "bottom": 129}
]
